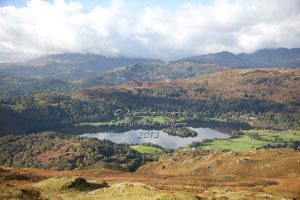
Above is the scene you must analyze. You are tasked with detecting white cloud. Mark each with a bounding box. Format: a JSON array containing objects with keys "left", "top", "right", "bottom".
[{"left": 0, "top": 0, "right": 299, "bottom": 62}]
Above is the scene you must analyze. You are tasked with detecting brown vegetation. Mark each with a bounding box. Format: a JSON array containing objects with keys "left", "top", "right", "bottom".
[
  {"left": 74, "top": 68, "right": 300, "bottom": 107},
  {"left": 1, "top": 149, "right": 300, "bottom": 199}
]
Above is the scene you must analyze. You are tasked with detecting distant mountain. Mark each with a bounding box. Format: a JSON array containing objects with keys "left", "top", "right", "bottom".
[
  {"left": 181, "top": 48, "right": 300, "bottom": 68},
  {"left": 1, "top": 48, "right": 300, "bottom": 98},
  {"left": 0, "top": 53, "right": 160, "bottom": 80},
  {"left": 0, "top": 61, "right": 229, "bottom": 98},
  {"left": 80, "top": 48, "right": 300, "bottom": 89}
]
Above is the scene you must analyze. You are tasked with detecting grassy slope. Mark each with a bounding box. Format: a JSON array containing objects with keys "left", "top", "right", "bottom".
[{"left": 131, "top": 145, "right": 163, "bottom": 154}]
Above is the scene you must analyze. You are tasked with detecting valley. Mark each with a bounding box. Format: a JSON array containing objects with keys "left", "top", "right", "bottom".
[
  {"left": 0, "top": 48, "right": 300, "bottom": 199},
  {"left": 1, "top": 0, "right": 300, "bottom": 197}
]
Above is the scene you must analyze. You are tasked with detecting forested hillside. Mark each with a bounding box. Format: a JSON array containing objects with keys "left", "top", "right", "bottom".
[
  {"left": 0, "top": 132, "right": 155, "bottom": 171},
  {"left": 1, "top": 68, "right": 299, "bottom": 135}
]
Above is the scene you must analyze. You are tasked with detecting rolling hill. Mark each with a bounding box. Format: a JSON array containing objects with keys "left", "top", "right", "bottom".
[{"left": 82, "top": 68, "right": 300, "bottom": 106}]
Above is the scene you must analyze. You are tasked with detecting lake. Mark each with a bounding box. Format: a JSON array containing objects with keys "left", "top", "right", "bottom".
[{"left": 81, "top": 127, "right": 230, "bottom": 149}]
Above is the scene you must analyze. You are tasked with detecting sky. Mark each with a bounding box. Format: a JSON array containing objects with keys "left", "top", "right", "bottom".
[{"left": 0, "top": 0, "right": 299, "bottom": 62}]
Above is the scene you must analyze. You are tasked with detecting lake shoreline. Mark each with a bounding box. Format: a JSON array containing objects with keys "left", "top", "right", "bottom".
[{"left": 80, "top": 127, "right": 230, "bottom": 149}]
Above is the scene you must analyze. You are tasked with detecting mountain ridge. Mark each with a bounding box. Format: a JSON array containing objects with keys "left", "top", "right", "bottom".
[
  {"left": 0, "top": 53, "right": 161, "bottom": 80},
  {"left": 181, "top": 47, "right": 300, "bottom": 68},
  {"left": 0, "top": 48, "right": 299, "bottom": 98}
]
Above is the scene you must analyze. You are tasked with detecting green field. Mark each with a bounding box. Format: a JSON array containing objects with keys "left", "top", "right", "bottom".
[
  {"left": 207, "top": 117, "right": 227, "bottom": 122},
  {"left": 131, "top": 145, "right": 163, "bottom": 154},
  {"left": 79, "top": 121, "right": 112, "bottom": 126},
  {"left": 133, "top": 116, "right": 172, "bottom": 123},
  {"left": 34, "top": 98, "right": 44, "bottom": 105},
  {"left": 196, "top": 136, "right": 276, "bottom": 152},
  {"left": 195, "top": 129, "right": 300, "bottom": 152},
  {"left": 245, "top": 129, "right": 300, "bottom": 142}
]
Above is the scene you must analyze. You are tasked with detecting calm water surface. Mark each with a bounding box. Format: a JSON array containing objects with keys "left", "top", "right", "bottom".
[{"left": 81, "top": 127, "right": 230, "bottom": 149}]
